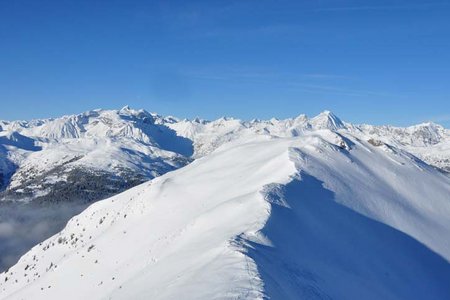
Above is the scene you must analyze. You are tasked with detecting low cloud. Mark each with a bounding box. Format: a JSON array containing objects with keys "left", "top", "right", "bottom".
[
  {"left": 0, "top": 222, "right": 14, "bottom": 238},
  {"left": 0, "top": 202, "right": 88, "bottom": 271}
]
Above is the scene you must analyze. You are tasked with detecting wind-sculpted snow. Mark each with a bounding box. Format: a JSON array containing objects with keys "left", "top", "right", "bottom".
[
  {"left": 251, "top": 174, "right": 450, "bottom": 299},
  {"left": 1, "top": 132, "right": 450, "bottom": 299}
]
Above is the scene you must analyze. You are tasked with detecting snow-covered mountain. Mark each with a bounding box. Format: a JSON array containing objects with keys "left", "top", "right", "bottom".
[
  {"left": 0, "top": 106, "right": 193, "bottom": 202},
  {"left": 1, "top": 129, "right": 450, "bottom": 299},
  {"left": 1, "top": 107, "right": 450, "bottom": 299},
  {"left": 0, "top": 106, "right": 195, "bottom": 271},
  {"left": 2, "top": 108, "right": 449, "bottom": 200}
]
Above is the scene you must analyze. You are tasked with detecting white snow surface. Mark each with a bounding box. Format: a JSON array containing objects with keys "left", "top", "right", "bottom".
[
  {"left": 0, "top": 107, "right": 193, "bottom": 196},
  {"left": 166, "top": 110, "right": 450, "bottom": 172},
  {"left": 1, "top": 106, "right": 450, "bottom": 194},
  {"left": 1, "top": 125, "right": 450, "bottom": 299}
]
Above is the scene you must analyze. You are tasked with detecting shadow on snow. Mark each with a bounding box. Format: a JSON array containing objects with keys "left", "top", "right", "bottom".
[{"left": 246, "top": 173, "right": 450, "bottom": 300}]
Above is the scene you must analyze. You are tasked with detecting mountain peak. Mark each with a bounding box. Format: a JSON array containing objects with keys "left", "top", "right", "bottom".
[
  {"left": 413, "top": 121, "right": 443, "bottom": 130},
  {"left": 310, "top": 110, "right": 344, "bottom": 130}
]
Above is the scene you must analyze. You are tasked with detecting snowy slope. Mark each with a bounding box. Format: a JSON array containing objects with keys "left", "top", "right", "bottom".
[
  {"left": 1, "top": 130, "right": 450, "bottom": 299},
  {"left": 0, "top": 106, "right": 192, "bottom": 201},
  {"left": 351, "top": 122, "right": 450, "bottom": 172},
  {"left": 2, "top": 108, "right": 449, "bottom": 202},
  {"left": 167, "top": 111, "right": 450, "bottom": 172},
  {"left": 0, "top": 107, "right": 193, "bottom": 272},
  {"left": 1, "top": 107, "right": 450, "bottom": 276}
]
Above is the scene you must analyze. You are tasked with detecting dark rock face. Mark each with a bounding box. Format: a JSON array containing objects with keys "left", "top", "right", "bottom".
[{"left": 367, "top": 138, "right": 384, "bottom": 147}]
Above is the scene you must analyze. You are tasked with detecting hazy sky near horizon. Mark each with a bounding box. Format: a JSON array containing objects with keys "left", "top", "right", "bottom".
[{"left": 1, "top": 0, "right": 449, "bottom": 127}]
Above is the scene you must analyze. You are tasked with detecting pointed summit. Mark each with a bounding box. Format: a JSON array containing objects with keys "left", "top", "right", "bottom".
[
  {"left": 310, "top": 110, "right": 345, "bottom": 130},
  {"left": 118, "top": 105, "right": 134, "bottom": 116}
]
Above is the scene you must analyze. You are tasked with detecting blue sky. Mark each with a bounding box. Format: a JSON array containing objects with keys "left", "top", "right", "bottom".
[{"left": 1, "top": 0, "right": 449, "bottom": 127}]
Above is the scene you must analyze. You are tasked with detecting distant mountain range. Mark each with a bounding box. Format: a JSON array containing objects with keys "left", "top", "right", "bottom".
[
  {"left": 1, "top": 107, "right": 449, "bottom": 299},
  {"left": 2, "top": 107, "right": 448, "bottom": 203}
]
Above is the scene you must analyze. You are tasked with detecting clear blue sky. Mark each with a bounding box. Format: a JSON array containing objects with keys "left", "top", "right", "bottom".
[{"left": 1, "top": 0, "right": 449, "bottom": 127}]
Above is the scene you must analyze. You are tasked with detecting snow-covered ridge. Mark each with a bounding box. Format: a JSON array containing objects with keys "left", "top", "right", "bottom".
[
  {"left": 1, "top": 131, "right": 450, "bottom": 299},
  {"left": 1, "top": 106, "right": 448, "bottom": 158},
  {"left": 2, "top": 106, "right": 446, "bottom": 146},
  {"left": 0, "top": 107, "right": 194, "bottom": 272},
  {"left": 1, "top": 106, "right": 450, "bottom": 279},
  {"left": 166, "top": 110, "right": 450, "bottom": 171},
  {"left": 1, "top": 105, "right": 449, "bottom": 204},
  {"left": 0, "top": 106, "right": 194, "bottom": 199},
  {"left": 1, "top": 106, "right": 178, "bottom": 143},
  {"left": 1, "top": 106, "right": 449, "bottom": 211}
]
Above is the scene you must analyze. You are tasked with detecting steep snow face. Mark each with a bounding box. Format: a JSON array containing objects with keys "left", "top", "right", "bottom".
[
  {"left": 309, "top": 110, "right": 345, "bottom": 130},
  {"left": 1, "top": 132, "right": 450, "bottom": 300}
]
